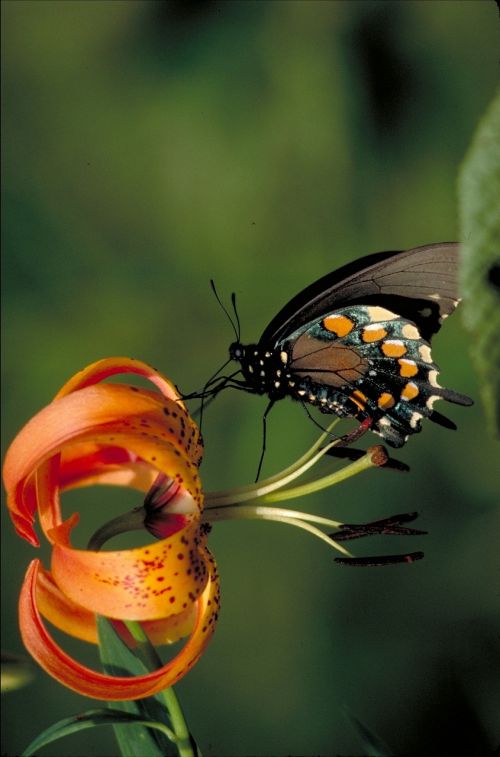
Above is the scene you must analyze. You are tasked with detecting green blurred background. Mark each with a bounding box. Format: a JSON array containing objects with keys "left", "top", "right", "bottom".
[{"left": 2, "top": 1, "right": 499, "bottom": 755}]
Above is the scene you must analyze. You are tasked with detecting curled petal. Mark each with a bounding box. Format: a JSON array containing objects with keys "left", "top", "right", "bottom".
[
  {"left": 36, "top": 564, "right": 97, "bottom": 644},
  {"left": 21, "top": 559, "right": 220, "bottom": 701},
  {"left": 3, "top": 382, "right": 203, "bottom": 545},
  {"left": 58, "top": 443, "right": 150, "bottom": 490},
  {"left": 50, "top": 516, "right": 209, "bottom": 621},
  {"left": 36, "top": 565, "right": 197, "bottom": 646},
  {"left": 54, "top": 357, "right": 183, "bottom": 405}
]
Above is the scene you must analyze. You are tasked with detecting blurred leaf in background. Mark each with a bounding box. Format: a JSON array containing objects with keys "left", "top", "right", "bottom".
[
  {"left": 2, "top": 2, "right": 499, "bottom": 755},
  {"left": 459, "top": 89, "right": 500, "bottom": 437}
]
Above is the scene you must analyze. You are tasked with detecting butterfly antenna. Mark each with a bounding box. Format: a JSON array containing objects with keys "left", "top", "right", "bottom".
[
  {"left": 210, "top": 279, "right": 239, "bottom": 343},
  {"left": 231, "top": 291, "right": 241, "bottom": 342}
]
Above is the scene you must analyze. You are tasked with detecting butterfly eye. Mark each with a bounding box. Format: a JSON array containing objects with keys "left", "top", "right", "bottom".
[{"left": 229, "top": 343, "right": 243, "bottom": 360}]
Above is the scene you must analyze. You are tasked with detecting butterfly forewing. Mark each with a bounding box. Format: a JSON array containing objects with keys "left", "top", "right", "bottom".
[{"left": 259, "top": 243, "right": 460, "bottom": 346}]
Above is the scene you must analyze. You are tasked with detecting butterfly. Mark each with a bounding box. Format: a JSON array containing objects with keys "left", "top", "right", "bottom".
[{"left": 191, "top": 243, "right": 473, "bottom": 459}]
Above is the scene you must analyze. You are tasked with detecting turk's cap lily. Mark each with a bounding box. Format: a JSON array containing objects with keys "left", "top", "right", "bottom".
[{"left": 2, "top": 357, "right": 220, "bottom": 701}]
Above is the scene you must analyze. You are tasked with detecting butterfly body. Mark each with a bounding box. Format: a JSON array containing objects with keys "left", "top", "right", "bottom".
[{"left": 226, "top": 243, "right": 472, "bottom": 448}]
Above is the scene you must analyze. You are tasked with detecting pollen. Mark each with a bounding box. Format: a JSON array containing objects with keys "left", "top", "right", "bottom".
[
  {"left": 381, "top": 340, "right": 407, "bottom": 357},
  {"left": 323, "top": 314, "right": 354, "bottom": 337}
]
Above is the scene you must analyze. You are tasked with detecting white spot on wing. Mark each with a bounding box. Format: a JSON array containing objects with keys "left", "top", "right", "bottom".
[
  {"left": 410, "top": 412, "right": 423, "bottom": 429},
  {"left": 366, "top": 306, "right": 398, "bottom": 321},
  {"left": 419, "top": 344, "right": 432, "bottom": 363},
  {"left": 428, "top": 369, "right": 441, "bottom": 388},
  {"left": 402, "top": 323, "right": 420, "bottom": 339}
]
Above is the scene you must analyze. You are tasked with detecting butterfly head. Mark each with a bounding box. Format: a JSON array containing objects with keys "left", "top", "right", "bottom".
[
  {"left": 229, "top": 341, "right": 255, "bottom": 383},
  {"left": 229, "top": 341, "right": 284, "bottom": 396},
  {"left": 229, "top": 341, "right": 245, "bottom": 362}
]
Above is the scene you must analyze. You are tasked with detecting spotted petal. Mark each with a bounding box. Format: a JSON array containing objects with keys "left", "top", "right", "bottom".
[{"left": 21, "top": 559, "right": 220, "bottom": 700}]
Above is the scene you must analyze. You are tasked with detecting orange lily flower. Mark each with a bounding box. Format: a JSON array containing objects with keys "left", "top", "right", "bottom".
[{"left": 2, "top": 357, "right": 220, "bottom": 701}]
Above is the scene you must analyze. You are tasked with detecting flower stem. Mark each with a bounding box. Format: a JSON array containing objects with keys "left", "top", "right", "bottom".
[
  {"left": 204, "top": 504, "right": 352, "bottom": 557},
  {"left": 124, "top": 621, "right": 197, "bottom": 757},
  {"left": 262, "top": 452, "right": 375, "bottom": 502},
  {"left": 162, "top": 688, "right": 197, "bottom": 757},
  {"left": 205, "top": 419, "right": 342, "bottom": 506},
  {"left": 87, "top": 507, "right": 145, "bottom": 550}
]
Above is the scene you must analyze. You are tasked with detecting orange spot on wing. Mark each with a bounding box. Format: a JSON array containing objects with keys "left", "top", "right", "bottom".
[
  {"left": 323, "top": 315, "right": 354, "bottom": 337},
  {"left": 381, "top": 340, "right": 407, "bottom": 358},
  {"left": 350, "top": 389, "right": 368, "bottom": 411},
  {"left": 377, "top": 392, "right": 395, "bottom": 409},
  {"left": 362, "top": 326, "right": 387, "bottom": 343},
  {"left": 399, "top": 359, "right": 418, "bottom": 377},
  {"left": 401, "top": 382, "right": 419, "bottom": 401}
]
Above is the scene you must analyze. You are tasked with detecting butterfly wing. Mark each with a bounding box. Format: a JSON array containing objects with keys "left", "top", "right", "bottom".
[
  {"left": 258, "top": 243, "right": 471, "bottom": 446},
  {"left": 259, "top": 243, "right": 461, "bottom": 347},
  {"left": 283, "top": 302, "right": 470, "bottom": 445}
]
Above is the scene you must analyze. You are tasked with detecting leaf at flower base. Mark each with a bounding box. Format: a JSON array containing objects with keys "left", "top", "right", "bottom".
[
  {"left": 22, "top": 708, "right": 175, "bottom": 757},
  {"left": 459, "top": 89, "right": 500, "bottom": 436},
  {"left": 97, "top": 616, "right": 177, "bottom": 757}
]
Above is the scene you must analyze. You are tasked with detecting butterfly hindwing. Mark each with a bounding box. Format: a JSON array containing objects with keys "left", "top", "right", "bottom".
[{"left": 282, "top": 303, "right": 456, "bottom": 446}]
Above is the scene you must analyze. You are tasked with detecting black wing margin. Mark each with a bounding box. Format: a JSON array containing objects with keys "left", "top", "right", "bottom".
[{"left": 259, "top": 243, "right": 461, "bottom": 346}]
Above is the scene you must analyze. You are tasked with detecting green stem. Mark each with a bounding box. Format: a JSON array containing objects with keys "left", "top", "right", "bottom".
[
  {"left": 204, "top": 504, "right": 352, "bottom": 557},
  {"left": 87, "top": 507, "right": 145, "bottom": 550},
  {"left": 205, "top": 439, "right": 341, "bottom": 508},
  {"left": 262, "top": 453, "right": 375, "bottom": 502},
  {"left": 162, "top": 688, "right": 196, "bottom": 757},
  {"left": 124, "top": 621, "right": 196, "bottom": 757},
  {"left": 205, "top": 419, "right": 342, "bottom": 506}
]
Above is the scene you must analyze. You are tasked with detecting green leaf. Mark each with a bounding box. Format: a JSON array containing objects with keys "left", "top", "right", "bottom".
[
  {"left": 459, "top": 89, "right": 500, "bottom": 436},
  {"left": 97, "top": 616, "right": 177, "bottom": 757},
  {"left": 22, "top": 708, "right": 176, "bottom": 757}
]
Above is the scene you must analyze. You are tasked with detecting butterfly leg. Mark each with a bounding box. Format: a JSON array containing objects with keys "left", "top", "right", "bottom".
[
  {"left": 299, "top": 402, "right": 343, "bottom": 440},
  {"left": 255, "top": 399, "right": 275, "bottom": 483},
  {"left": 333, "top": 416, "right": 373, "bottom": 448},
  {"left": 299, "top": 402, "right": 371, "bottom": 447}
]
